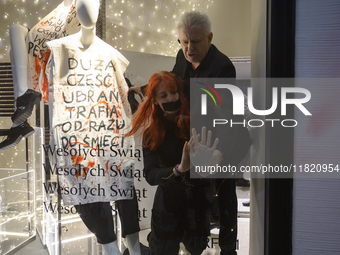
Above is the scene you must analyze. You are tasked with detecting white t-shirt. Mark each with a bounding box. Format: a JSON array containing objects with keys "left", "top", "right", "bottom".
[
  {"left": 26, "top": 1, "right": 80, "bottom": 103},
  {"left": 46, "top": 34, "right": 135, "bottom": 205}
]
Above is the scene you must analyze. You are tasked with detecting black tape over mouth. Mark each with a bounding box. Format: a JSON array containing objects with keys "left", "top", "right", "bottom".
[{"left": 162, "top": 99, "right": 181, "bottom": 111}]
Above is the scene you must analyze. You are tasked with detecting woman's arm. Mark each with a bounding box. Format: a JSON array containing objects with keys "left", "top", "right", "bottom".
[
  {"left": 143, "top": 146, "right": 178, "bottom": 186},
  {"left": 143, "top": 140, "right": 190, "bottom": 186}
]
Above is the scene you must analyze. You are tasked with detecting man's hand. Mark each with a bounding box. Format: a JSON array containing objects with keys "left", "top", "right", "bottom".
[{"left": 129, "top": 83, "right": 143, "bottom": 96}]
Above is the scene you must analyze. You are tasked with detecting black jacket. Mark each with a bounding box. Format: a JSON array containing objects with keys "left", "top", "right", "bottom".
[
  {"left": 172, "top": 44, "right": 252, "bottom": 171},
  {"left": 172, "top": 44, "right": 236, "bottom": 79}
]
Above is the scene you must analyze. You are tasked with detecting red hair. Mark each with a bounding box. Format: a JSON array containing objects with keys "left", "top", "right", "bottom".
[{"left": 126, "top": 71, "right": 190, "bottom": 150}]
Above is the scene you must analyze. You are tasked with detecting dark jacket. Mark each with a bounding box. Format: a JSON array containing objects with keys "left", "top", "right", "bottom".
[{"left": 172, "top": 44, "right": 252, "bottom": 171}]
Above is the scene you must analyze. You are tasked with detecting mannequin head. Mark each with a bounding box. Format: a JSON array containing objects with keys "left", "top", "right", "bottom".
[{"left": 76, "top": 0, "right": 100, "bottom": 29}]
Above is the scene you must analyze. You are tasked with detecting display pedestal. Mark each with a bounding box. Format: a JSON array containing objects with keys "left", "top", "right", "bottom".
[
  {"left": 0, "top": 127, "right": 38, "bottom": 255},
  {"left": 0, "top": 121, "right": 120, "bottom": 255}
]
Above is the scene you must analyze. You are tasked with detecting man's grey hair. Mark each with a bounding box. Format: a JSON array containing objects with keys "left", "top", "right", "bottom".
[{"left": 177, "top": 11, "right": 212, "bottom": 35}]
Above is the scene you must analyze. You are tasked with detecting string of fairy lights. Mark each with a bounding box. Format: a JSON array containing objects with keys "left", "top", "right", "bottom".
[
  {"left": 0, "top": 0, "right": 214, "bottom": 175},
  {"left": 0, "top": 0, "right": 213, "bottom": 60},
  {"left": 0, "top": 0, "right": 214, "bottom": 165},
  {"left": 106, "top": 0, "right": 214, "bottom": 56}
]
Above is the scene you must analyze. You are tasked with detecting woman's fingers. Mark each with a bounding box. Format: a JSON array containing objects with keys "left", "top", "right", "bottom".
[
  {"left": 201, "top": 126, "right": 206, "bottom": 145},
  {"left": 192, "top": 128, "right": 199, "bottom": 145},
  {"left": 206, "top": 130, "right": 212, "bottom": 147},
  {"left": 211, "top": 138, "right": 219, "bottom": 150}
]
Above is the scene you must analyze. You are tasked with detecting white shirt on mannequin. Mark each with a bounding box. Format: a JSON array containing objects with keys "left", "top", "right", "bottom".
[
  {"left": 46, "top": 0, "right": 134, "bottom": 206},
  {"left": 46, "top": 1, "right": 141, "bottom": 254}
]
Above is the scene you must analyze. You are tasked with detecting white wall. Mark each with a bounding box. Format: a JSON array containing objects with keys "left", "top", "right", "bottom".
[
  {"left": 249, "top": 0, "right": 267, "bottom": 254},
  {"left": 121, "top": 50, "right": 175, "bottom": 85},
  {"left": 206, "top": 0, "right": 251, "bottom": 58}
]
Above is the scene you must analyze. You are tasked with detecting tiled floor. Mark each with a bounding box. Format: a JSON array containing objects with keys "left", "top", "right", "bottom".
[
  {"left": 11, "top": 237, "right": 48, "bottom": 255},
  {"left": 12, "top": 184, "right": 250, "bottom": 255}
]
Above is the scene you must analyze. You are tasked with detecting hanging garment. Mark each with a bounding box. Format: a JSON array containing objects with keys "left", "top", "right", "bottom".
[
  {"left": 26, "top": 0, "right": 80, "bottom": 103},
  {"left": 46, "top": 35, "right": 135, "bottom": 205}
]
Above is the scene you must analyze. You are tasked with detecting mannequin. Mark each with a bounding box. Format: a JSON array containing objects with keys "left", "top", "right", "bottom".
[
  {"left": 0, "top": 0, "right": 80, "bottom": 150},
  {"left": 47, "top": 1, "right": 141, "bottom": 254}
]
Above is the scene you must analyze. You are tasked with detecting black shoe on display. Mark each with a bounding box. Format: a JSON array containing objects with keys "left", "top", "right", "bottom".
[
  {"left": 0, "top": 121, "right": 35, "bottom": 150},
  {"left": 236, "top": 178, "right": 250, "bottom": 187},
  {"left": 11, "top": 89, "right": 41, "bottom": 125},
  {"left": 242, "top": 200, "right": 250, "bottom": 207},
  {"left": 220, "top": 251, "right": 237, "bottom": 255}
]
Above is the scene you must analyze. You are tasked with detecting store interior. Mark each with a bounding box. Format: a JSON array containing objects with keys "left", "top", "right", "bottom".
[
  {"left": 3, "top": 1, "right": 338, "bottom": 255},
  {"left": 0, "top": 1, "right": 255, "bottom": 255}
]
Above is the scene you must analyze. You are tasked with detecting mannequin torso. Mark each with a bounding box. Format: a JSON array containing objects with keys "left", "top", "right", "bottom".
[{"left": 45, "top": 1, "right": 142, "bottom": 254}]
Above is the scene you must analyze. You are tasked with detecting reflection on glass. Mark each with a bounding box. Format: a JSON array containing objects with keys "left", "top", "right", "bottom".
[{"left": 0, "top": 170, "right": 35, "bottom": 255}]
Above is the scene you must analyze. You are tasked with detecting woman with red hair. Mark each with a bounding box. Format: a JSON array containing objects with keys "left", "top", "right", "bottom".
[{"left": 127, "top": 71, "right": 213, "bottom": 255}]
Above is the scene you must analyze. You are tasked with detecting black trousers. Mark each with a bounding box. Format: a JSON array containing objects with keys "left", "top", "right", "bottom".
[
  {"left": 74, "top": 192, "right": 140, "bottom": 244},
  {"left": 214, "top": 179, "right": 237, "bottom": 255},
  {"left": 147, "top": 181, "right": 213, "bottom": 255}
]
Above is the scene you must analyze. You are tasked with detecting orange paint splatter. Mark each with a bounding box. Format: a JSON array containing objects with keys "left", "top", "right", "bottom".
[
  {"left": 116, "top": 161, "right": 123, "bottom": 171},
  {"left": 71, "top": 155, "right": 84, "bottom": 166},
  {"left": 82, "top": 160, "right": 95, "bottom": 178},
  {"left": 88, "top": 161, "right": 95, "bottom": 168},
  {"left": 41, "top": 49, "right": 51, "bottom": 103},
  {"left": 34, "top": 57, "right": 42, "bottom": 75}
]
